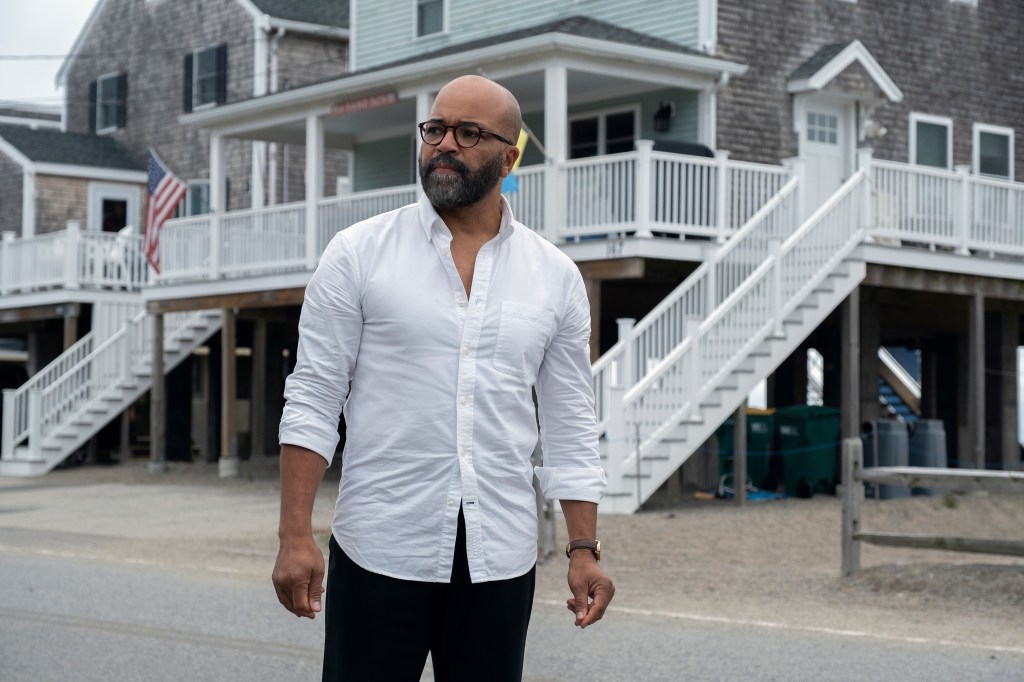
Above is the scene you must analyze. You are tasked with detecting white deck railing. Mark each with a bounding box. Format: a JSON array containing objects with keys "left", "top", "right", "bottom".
[
  {"left": 318, "top": 185, "right": 419, "bottom": 252},
  {"left": 0, "top": 223, "right": 146, "bottom": 296},
  {"left": 505, "top": 165, "right": 545, "bottom": 238},
  {"left": 869, "top": 159, "right": 1024, "bottom": 256},
  {"left": 592, "top": 177, "right": 800, "bottom": 433}
]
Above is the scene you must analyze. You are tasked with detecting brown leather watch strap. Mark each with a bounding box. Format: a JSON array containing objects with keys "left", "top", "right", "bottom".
[{"left": 565, "top": 539, "right": 601, "bottom": 560}]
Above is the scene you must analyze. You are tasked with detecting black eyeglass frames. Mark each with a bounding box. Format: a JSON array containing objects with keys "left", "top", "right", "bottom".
[{"left": 418, "top": 121, "right": 515, "bottom": 148}]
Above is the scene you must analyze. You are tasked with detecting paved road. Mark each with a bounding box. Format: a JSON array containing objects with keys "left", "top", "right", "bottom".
[{"left": 2, "top": 543, "right": 1022, "bottom": 682}]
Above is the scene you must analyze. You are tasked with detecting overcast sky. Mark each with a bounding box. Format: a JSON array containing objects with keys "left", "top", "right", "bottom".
[{"left": 0, "top": 0, "right": 99, "bottom": 107}]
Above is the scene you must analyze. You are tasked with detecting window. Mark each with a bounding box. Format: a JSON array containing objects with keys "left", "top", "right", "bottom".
[
  {"left": 910, "top": 113, "right": 952, "bottom": 169},
  {"left": 806, "top": 111, "right": 838, "bottom": 145},
  {"left": 973, "top": 123, "right": 1014, "bottom": 180},
  {"left": 569, "top": 108, "right": 638, "bottom": 159},
  {"left": 93, "top": 72, "right": 127, "bottom": 133},
  {"left": 416, "top": 0, "right": 444, "bottom": 37},
  {"left": 183, "top": 44, "right": 227, "bottom": 112},
  {"left": 186, "top": 180, "right": 210, "bottom": 216}
]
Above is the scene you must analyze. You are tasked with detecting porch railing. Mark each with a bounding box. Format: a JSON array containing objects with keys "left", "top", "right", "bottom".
[
  {"left": 318, "top": 185, "right": 419, "bottom": 252},
  {"left": 0, "top": 223, "right": 146, "bottom": 297},
  {"left": 869, "top": 159, "right": 1024, "bottom": 257}
]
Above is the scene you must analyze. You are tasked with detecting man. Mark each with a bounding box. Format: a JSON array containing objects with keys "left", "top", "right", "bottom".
[{"left": 273, "top": 75, "right": 614, "bottom": 681}]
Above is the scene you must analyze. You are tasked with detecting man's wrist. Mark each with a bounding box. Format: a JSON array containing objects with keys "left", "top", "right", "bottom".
[{"left": 565, "top": 539, "right": 601, "bottom": 561}]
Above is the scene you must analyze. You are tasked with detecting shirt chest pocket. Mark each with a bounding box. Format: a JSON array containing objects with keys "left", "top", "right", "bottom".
[{"left": 493, "top": 302, "right": 556, "bottom": 381}]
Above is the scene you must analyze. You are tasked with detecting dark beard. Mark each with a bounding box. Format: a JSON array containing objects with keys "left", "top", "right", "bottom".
[{"left": 419, "top": 150, "right": 504, "bottom": 209}]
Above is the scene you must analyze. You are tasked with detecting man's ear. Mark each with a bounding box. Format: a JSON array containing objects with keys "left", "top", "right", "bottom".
[{"left": 501, "top": 145, "right": 521, "bottom": 178}]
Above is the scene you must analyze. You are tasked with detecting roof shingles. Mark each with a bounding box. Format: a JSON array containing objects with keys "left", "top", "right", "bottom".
[
  {"left": 249, "top": 0, "right": 348, "bottom": 29},
  {"left": 0, "top": 125, "right": 141, "bottom": 171}
]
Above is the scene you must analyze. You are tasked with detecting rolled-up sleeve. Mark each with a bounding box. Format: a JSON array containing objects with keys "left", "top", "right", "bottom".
[
  {"left": 534, "top": 271, "right": 606, "bottom": 503},
  {"left": 279, "top": 233, "right": 364, "bottom": 464}
]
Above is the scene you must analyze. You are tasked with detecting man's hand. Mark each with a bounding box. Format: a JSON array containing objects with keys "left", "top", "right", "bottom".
[
  {"left": 272, "top": 535, "right": 325, "bottom": 619},
  {"left": 565, "top": 552, "right": 615, "bottom": 628}
]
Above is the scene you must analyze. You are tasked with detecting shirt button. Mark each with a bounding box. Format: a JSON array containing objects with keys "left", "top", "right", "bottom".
[
  {"left": 459, "top": 447, "right": 467, "bottom": 457},
  {"left": 461, "top": 397, "right": 469, "bottom": 406},
  {"left": 463, "top": 346, "right": 472, "bottom": 356},
  {"left": 447, "top": 500, "right": 453, "bottom": 507},
  {"left": 457, "top": 301, "right": 466, "bottom": 308}
]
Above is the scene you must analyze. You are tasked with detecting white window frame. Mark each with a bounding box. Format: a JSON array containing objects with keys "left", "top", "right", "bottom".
[
  {"left": 413, "top": 0, "right": 447, "bottom": 40},
  {"left": 192, "top": 45, "right": 220, "bottom": 111},
  {"left": 87, "top": 182, "right": 139, "bottom": 232},
  {"left": 950, "top": 0, "right": 977, "bottom": 6},
  {"left": 568, "top": 105, "right": 642, "bottom": 158},
  {"left": 909, "top": 112, "right": 953, "bottom": 169},
  {"left": 95, "top": 71, "right": 124, "bottom": 135},
  {"left": 972, "top": 123, "right": 1014, "bottom": 181},
  {"left": 186, "top": 179, "right": 210, "bottom": 216}
]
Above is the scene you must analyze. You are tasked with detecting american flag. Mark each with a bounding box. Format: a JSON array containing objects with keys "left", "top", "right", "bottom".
[{"left": 143, "top": 149, "right": 187, "bottom": 274}]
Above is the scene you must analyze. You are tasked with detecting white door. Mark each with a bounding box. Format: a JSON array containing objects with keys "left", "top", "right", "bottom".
[{"left": 800, "top": 101, "right": 852, "bottom": 212}]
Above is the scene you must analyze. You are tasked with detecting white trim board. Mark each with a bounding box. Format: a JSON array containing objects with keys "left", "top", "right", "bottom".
[
  {"left": 787, "top": 39, "right": 903, "bottom": 103},
  {"left": 33, "top": 163, "right": 146, "bottom": 183}
]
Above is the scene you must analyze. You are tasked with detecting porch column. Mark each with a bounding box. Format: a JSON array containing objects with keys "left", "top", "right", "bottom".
[
  {"left": 697, "top": 87, "right": 716, "bottom": 150},
  {"left": 858, "top": 288, "right": 880, "bottom": 432},
  {"left": 22, "top": 170, "right": 36, "bottom": 237},
  {"left": 219, "top": 308, "right": 239, "bottom": 478},
  {"left": 415, "top": 91, "right": 434, "bottom": 200},
  {"left": 840, "top": 288, "right": 860, "bottom": 439},
  {"left": 544, "top": 65, "right": 567, "bottom": 241},
  {"left": 0, "top": 231, "right": 13, "bottom": 295},
  {"left": 305, "top": 114, "right": 324, "bottom": 270},
  {"left": 62, "top": 306, "right": 77, "bottom": 351},
  {"left": 967, "top": 291, "right": 985, "bottom": 469},
  {"left": 251, "top": 318, "right": 267, "bottom": 458},
  {"left": 209, "top": 133, "right": 224, "bottom": 279},
  {"left": 251, "top": 142, "right": 266, "bottom": 209},
  {"left": 148, "top": 313, "right": 167, "bottom": 473},
  {"left": 585, "top": 278, "right": 601, "bottom": 362},
  {"left": 1000, "top": 311, "right": 1021, "bottom": 470}
]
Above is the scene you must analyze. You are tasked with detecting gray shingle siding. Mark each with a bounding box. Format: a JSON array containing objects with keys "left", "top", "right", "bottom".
[
  {"left": 716, "top": 0, "right": 1024, "bottom": 180},
  {"left": 0, "top": 154, "right": 23, "bottom": 235}
]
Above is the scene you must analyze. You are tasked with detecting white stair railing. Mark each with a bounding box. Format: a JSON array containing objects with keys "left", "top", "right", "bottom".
[
  {"left": 609, "top": 171, "right": 867, "bottom": 481},
  {"left": 592, "top": 177, "right": 800, "bottom": 433},
  {"left": 2, "top": 309, "right": 211, "bottom": 462}
]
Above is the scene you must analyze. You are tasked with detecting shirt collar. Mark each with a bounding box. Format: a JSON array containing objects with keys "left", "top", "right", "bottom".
[{"left": 417, "top": 193, "right": 516, "bottom": 244}]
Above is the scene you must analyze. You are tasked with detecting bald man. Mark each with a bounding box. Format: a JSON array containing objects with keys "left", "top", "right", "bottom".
[{"left": 274, "top": 75, "right": 614, "bottom": 681}]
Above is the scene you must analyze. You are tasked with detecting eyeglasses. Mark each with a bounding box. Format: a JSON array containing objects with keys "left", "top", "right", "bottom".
[{"left": 418, "top": 121, "right": 514, "bottom": 148}]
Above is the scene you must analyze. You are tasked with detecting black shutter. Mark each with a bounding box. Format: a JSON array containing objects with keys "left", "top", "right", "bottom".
[
  {"left": 183, "top": 53, "right": 194, "bottom": 113},
  {"left": 116, "top": 73, "right": 127, "bottom": 128},
  {"left": 214, "top": 43, "right": 228, "bottom": 105},
  {"left": 88, "top": 80, "right": 97, "bottom": 133}
]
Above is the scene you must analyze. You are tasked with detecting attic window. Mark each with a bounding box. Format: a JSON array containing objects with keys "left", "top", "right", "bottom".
[
  {"left": 96, "top": 72, "right": 127, "bottom": 133},
  {"left": 417, "top": 0, "right": 444, "bottom": 37}
]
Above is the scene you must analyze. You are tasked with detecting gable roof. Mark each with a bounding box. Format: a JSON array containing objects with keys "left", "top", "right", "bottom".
[
  {"left": 377, "top": 15, "right": 711, "bottom": 71},
  {"left": 247, "top": 0, "right": 348, "bottom": 29},
  {"left": 0, "top": 125, "right": 140, "bottom": 170},
  {"left": 788, "top": 39, "right": 903, "bottom": 102}
]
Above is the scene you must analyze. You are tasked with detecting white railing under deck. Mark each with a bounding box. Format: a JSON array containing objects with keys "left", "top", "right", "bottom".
[
  {"left": 605, "top": 171, "right": 866, "bottom": 481},
  {"left": 592, "top": 177, "right": 801, "bottom": 433},
  {"left": 0, "top": 223, "right": 146, "bottom": 297},
  {"left": 869, "top": 159, "right": 1024, "bottom": 257}
]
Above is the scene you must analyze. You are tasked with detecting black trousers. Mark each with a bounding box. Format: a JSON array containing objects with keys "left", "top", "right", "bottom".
[{"left": 322, "top": 508, "right": 536, "bottom": 682}]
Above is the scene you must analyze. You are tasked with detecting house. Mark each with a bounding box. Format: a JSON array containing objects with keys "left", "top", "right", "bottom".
[
  {"left": 3, "top": 1, "right": 1022, "bottom": 515},
  {"left": 0, "top": 0, "right": 349, "bottom": 473}
]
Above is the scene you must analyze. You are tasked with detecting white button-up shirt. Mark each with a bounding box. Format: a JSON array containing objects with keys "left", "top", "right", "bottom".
[{"left": 280, "top": 195, "right": 605, "bottom": 583}]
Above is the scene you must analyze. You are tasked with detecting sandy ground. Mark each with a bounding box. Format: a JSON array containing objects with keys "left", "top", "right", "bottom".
[{"left": 2, "top": 455, "right": 1022, "bottom": 653}]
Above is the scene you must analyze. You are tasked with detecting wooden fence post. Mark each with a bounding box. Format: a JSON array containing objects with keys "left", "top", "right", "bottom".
[{"left": 841, "top": 436, "right": 864, "bottom": 576}]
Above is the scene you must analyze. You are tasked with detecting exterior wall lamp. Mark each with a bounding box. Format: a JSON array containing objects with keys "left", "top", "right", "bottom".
[{"left": 653, "top": 102, "right": 675, "bottom": 133}]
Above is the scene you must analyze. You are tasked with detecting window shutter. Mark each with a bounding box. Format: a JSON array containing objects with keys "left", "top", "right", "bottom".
[
  {"left": 88, "top": 80, "right": 97, "bottom": 133},
  {"left": 116, "top": 73, "right": 128, "bottom": 128},
  {"left": 214, "top": 43, "right": 228, "bottom": 105},
  {"left": 183, "top": 53, "right": 194, "bottom": 113}
]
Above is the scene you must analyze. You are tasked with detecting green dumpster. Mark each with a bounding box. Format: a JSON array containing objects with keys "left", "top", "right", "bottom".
[
  {"left": 774, "top": 405, "right": 840, "bottom": 498},
  {"left": 715, "top": 409, "right": 774, "bottom": 490}
]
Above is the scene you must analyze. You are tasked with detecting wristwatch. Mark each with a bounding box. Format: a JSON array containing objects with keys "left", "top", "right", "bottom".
[{"left": 565, "top": 539, "right": 601, "bottom": 561}]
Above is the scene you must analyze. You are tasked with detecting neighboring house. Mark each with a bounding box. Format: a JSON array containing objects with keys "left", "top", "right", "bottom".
[
  {"left": 0, "top": 103, "right": 62, "bottom": 130},
  {"left": 3, "top": 1, "right": 1022, "bottom": 515},
  {"left": 0, "top": 0, "right": 349, "bottom": 474}
]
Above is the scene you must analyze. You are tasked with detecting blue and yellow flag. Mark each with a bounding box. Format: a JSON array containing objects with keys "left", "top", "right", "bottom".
[{"left": 501, "top": 129, "right": 530, "bottom": 194}]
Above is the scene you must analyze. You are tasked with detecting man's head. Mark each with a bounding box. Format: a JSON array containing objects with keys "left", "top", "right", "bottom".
[{"left": 418, "top": 75, "right": 522, "bottom": 210}]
